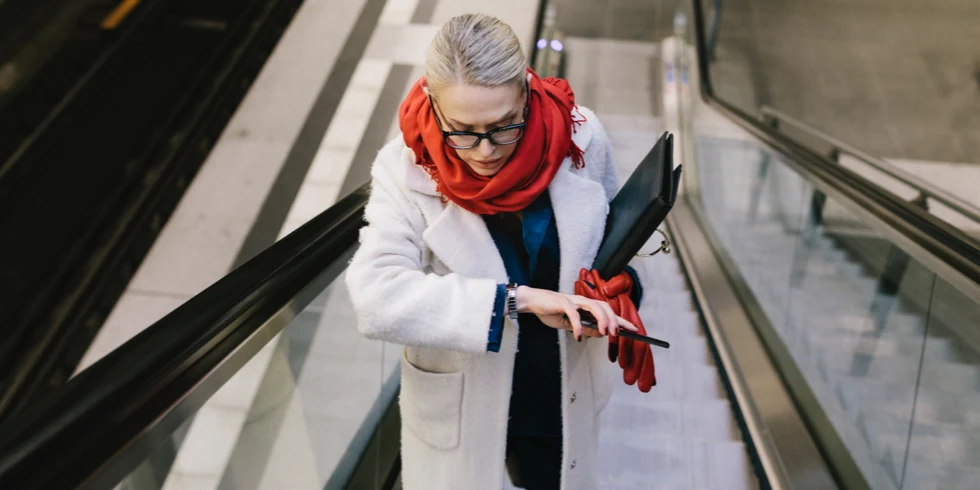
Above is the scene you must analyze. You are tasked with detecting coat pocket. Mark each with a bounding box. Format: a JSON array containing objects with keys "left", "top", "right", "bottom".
[{"left": 400, "top": 352, "right": 464, "bottom": 450}]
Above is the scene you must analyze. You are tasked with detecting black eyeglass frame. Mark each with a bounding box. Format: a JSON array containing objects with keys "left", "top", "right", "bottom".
[{"left": 428, "top": 82, "right": 530, "bottom": 150}]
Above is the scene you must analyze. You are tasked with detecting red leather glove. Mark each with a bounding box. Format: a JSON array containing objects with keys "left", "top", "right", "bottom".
[{"left": 574, "top": 268, "right": 656, "bottom": 392}]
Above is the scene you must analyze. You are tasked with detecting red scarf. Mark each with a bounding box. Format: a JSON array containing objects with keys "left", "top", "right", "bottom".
[{"left": 399, "top": 68, "right": 585, "bottom": 215}]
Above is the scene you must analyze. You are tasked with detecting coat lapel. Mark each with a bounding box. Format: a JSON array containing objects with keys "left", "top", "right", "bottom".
[
  {"left": 549, "top": 162, "right": 609, "bottom": 294},
  {"left": 422, "top": 201, "right": 510, "bottom": 284}
]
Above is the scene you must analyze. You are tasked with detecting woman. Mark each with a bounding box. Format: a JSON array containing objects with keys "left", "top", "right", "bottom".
[{"left": 346, "top": 13, "right": 652, "bottom": 490}]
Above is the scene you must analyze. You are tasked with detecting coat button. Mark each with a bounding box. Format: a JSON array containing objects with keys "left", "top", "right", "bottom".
[
  {"left": 570, "top": 459, "right": 577, "bottom": 469},
  {"left": 570, "top": 392, "right": 577, "bottom": 403}
]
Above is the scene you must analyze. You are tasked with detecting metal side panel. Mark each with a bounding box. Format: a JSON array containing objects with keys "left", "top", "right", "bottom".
[{"left": 668, "top": 200, "right": 841, "bottom": 490}]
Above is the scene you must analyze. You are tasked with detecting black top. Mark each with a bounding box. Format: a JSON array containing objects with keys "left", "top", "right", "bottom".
[{"left": 484, "top": 190, "right": 563, "bottom": 438}]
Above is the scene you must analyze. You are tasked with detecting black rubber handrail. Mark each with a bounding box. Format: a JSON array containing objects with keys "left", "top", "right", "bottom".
[
  {"left": 689, "top": 0, "right": 980, "bottom": 295},
  {"left": 0, "top": 185, "right": 369, "bottom": 490}
]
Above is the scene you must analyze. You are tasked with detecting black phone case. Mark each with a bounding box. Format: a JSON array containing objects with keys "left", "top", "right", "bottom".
[{"left": 576, "top": 310, "right": 670, "bottom": 349}]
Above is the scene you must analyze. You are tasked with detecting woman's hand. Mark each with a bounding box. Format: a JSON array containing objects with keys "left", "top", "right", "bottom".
[{"left": 515, "top": 286, "right": 638, "bottom": 341}]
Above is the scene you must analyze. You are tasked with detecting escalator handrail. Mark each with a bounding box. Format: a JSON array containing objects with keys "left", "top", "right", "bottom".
[
  {"left": 760, "top": 105, "right": 980, "bottom": 226},
  {"left": 0, "top": 185, "right": 370, "bottom": 490},
  {"left": 688, "top": 0, "right": 980, "bottom": 304}
]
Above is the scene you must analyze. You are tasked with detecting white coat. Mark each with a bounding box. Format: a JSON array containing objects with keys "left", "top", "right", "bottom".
[{"left": 345, "top": 106, "right": 623, "bottom": 490}]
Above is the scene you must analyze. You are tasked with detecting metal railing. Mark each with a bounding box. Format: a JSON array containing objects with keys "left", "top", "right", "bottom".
[{"left": 760, "top": 105, "right": 980, "bottom": 226}]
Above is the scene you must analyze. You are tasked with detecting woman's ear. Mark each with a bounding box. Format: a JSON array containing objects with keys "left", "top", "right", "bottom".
[
  {"left": 421, "top": 76, "right": 430, "bottom": 97},
  {"left": 526, "top": 72, "right": 532, "bottom": 84}
]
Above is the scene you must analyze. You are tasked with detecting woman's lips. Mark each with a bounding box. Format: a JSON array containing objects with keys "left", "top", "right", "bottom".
[{"left": 473, "top": 157, "right": 502, "bottom": 167}]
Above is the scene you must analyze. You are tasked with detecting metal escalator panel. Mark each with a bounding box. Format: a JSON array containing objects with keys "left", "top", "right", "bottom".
[
  {"left": 0, "top": 188, "right": 401, "bottom": 490},
  {"left": 685, "top": 129, "right": 980, "bottom": 490},
  {"left": 115, "top": 276, "right": 399, "bottom": 490}
]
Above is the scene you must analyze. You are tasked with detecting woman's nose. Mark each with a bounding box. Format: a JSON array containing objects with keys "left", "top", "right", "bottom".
[{"left": 477, "top": 138, "right": 495, "bottom": 157}]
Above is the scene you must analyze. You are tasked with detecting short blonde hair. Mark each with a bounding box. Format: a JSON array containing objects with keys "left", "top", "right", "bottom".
[{"left": 425, "top": 13, "right": 526, "bottom": 95}]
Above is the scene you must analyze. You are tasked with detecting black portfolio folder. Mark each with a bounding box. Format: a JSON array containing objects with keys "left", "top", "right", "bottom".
[
  {"left": 593, "top": 131, "right": 682, "bottom": 280},
  {"left": 577, "top": 132, "right": 681, "bottom": 348}
]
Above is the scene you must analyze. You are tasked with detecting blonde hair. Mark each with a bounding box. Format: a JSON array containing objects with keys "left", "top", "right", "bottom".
[{"left": 425, "top": 13, "right": 526, "bottom": 95}]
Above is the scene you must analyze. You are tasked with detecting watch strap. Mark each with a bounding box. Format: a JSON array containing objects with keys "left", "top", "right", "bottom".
[{"left": 506, "top": 283, "right": 519, "bottom": 320}]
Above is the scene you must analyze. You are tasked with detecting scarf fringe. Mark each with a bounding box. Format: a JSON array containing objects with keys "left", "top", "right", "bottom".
[
  {"left": 571, "top": 105, "right": 588, "bottom": 134},
  {"left": 569, "top": 142, "right": 586, "bottom": 169},
  {"left": 568, "top": 105, "right": 587, "bottom": 168},
  {"left": 418, "top": 150, "right": 450, "bottom": 203}
]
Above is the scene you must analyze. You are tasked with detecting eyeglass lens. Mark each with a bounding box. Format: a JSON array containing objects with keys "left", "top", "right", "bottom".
[{"left": 446, "top": 127, "right": 524, "bottom": 149}]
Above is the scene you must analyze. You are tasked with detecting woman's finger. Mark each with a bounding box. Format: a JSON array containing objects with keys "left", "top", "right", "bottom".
[
  {"left": 618, "top": 316, "right": 639, "bottom": 332},
  {"left": 580, "top": 299, "right": 611, "bottom": 336},
  {"left": 599, "top": 301, "right": 619, "bottom": 337},
  {"left": 596, "top": 301, "right": 616, "bottom": 337},
  {"left": 562, "top": 301, "right": 584, "bottom": 341}
]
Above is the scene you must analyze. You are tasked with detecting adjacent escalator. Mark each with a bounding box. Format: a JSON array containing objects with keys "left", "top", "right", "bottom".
[
  {"left": 0, "top": 0, "right": 304, "bottom": 422},
  {"left": 676, "top": 0, "right": 980, "bottom": 487}
]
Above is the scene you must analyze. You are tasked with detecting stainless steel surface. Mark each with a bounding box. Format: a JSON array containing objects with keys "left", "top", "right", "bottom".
[
  {"left": 704, "top": 106, "right": 980, "bottom": 313},
  {"left": 668, "top": 202, "right": 839, "bottom": 490},
  {"left": 678, "top": 6, "right": 980, "bottom": 483},
  {"left": 683, "top": 130, "right": 980, "bottom": 489},
  {"left": 720, "top": 109, "right": 980, "bottom": 360},
  {"left": 760, "top": 105, "right": 980, "bottom": 227}
]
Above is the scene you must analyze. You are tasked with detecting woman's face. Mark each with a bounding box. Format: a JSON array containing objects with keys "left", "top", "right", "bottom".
[{"left": 428, "top": 81, "right": 526, "bottom": 177}]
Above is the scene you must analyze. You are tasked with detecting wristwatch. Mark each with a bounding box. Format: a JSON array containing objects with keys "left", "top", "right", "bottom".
[{"left": 506, "top": 283, "right": 519, "bottom": 320}]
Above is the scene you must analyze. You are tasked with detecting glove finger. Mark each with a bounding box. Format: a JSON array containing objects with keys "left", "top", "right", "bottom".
[
  {"left": 637, "top": 346, "right": 656, "bottom": 392},
  {"left": 607, "top": 296, "right": 621, "bottom": 315},
  {"left": 619, "top": 337, "right": 633, "bottom": 371},
  {"left": 608, "top": 335, "right": 619, "bottom": 363},
  {"left": 590, "top": 270, "right": 607, "bottom": 294},
  {"left": 632, "top": 314, "right": 648, "bottom": 336},
  {"left": 624, "top": 338, "right": 646, "bottom": 386},
  {"left": 601, "top": 273, "right": 631, "bottom": 297},
  {"left": 588, "top": 268, "right": 602, "bottom": 282},
  {"left": 623, "top": 359, "right": 639, "bottom": 386},
  {"left": 617, "top": 297, "right": 644, "bottom": 335},
  {"left": 632, "top": 335, "right": 647, "bottom": 370},
  {"left": 575, "top": 278, "right": 602, "bottom": 303}
]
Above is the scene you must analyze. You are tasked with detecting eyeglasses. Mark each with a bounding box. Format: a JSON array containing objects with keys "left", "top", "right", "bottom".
[{"left": 429, "top": 85, "right": 529, "bottom": 150}]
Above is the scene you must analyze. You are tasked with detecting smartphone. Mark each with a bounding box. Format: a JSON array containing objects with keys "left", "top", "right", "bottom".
[{"left": 569, "top": 310, "right": 670, "bottom": 349}]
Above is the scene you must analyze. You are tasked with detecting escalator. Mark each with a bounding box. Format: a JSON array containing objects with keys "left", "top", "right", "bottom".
[
  {"left": 679, "top": 0, "right": 980, "bottom": 487},
  {"left": 1, "top": 1, "right": 979, "bottom": 489},
  {"left": 0, "top": 0, "right": 304, "bottom": 420},
  {"left": 689, "top": 129, "right": 980, "bottom": 489},
  {"left": 593, "top": 251, "right": 756, "bottom": 489}
]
